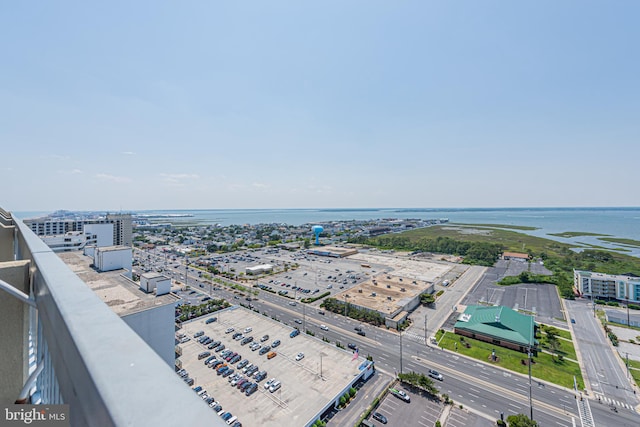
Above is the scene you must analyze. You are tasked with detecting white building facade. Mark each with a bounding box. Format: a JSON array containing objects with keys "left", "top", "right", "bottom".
[{"left": 574, "top": 270, "right": 640, "bottom": 303}]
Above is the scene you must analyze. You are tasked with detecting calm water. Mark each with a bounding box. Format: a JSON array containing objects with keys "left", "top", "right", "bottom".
[{"left": 16, "top": 207, "right": 640, "bottom": 256}]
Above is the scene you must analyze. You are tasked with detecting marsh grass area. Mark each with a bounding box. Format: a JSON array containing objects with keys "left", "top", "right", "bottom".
[
  {"left": 437, "top": 331, "right": 584, "bottom": 390},
  {"left": 399, "top": 224, "right": 599, "bottom": 258},
  {"left": 454, "top": 223, "right": 538, "bottom": 231},
  {"left": 598, "top": 237, "right": 640, "bottom": 248},
  {"left": 373, "top": 224, "right": 640, "bottom": 296},
  {"left": 549, "top": 232, "right": 609, "bottom": 238}
]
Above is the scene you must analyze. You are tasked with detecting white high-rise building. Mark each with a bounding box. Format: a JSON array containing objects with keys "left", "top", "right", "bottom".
[{"left": 23, "top": 212, "right": 132, "bottom": 247}]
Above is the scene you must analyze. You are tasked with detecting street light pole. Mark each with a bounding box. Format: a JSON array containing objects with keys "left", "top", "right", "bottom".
[
  {"left": 399, "top": 329, "right": 403, "bottom": 375},
  {"left": 627, "top": 352, "right": 630, "bottom": 379},
  {"left": 344, "top": 295, "right": 348, "bottom": 317},
  {"left": 528, "top": 346, "right": 533, "bottom": 420},
  {"left": 424, "top": 314, "right": 428, "bottom": 346}
]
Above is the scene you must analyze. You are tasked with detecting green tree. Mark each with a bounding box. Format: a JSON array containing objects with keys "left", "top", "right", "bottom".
[
  {"left": 420, "top": 293, "right": 435, "bottom": 305},
  {"left": 506, "top": 413, "right": 538, "bottom": 427}
]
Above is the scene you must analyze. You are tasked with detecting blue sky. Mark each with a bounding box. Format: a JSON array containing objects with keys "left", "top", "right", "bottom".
[{"left": 2, "top": 1, "right": 639, "bottom": 211}]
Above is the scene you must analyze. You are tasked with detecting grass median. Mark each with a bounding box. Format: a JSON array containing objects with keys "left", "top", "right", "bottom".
[{"left": 439, "top": 332, "right": 584, "bottom": 390}]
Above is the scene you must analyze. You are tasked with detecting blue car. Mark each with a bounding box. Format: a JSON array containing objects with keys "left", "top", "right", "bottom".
[
  {"left": 221, "top": 412, "right": 233, "bottom": 421},
  {"left": 290, "top": 329, "right": 299, "bottom": 338}
]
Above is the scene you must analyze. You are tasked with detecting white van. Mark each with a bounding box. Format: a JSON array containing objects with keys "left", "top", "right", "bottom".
[
  {"left": 226, "top": 415, "right": 237, "bottom": 425},
  {"left": 269, "top": 381, "right": 281, "bottom": 393}
]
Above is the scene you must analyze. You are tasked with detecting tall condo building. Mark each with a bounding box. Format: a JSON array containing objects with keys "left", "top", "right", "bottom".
[{"left": 23, "top": 212, "right": 133, "bottom": 247}]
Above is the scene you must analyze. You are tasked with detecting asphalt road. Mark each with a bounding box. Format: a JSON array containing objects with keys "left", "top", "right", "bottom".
[{"left": 565, "top": 299, "right": 639, "bottom": 408}]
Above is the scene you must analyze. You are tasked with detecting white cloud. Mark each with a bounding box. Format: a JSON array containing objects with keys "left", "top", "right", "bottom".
[
  {"left": 159, "top": 173, "right": 199, "bottom": 184},
  {"left": 42, "top": 154, "right": 71, "bottom": 161},
  {"left": 252, "top": 182, "right": 270, "bottom": 189},
  {"left": 121, "top": 151, "right": 136, "bottom": 155},
  {"left": 58, "top": 169, "right": 83, "bottom": 175},
  {"left": 95, "top": 173, "right": 131, "bottom": 183}
]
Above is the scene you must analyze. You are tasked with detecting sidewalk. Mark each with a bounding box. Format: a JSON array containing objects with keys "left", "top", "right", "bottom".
[{"left": 327, "top": 368, "right": 394, "bottom": 427}]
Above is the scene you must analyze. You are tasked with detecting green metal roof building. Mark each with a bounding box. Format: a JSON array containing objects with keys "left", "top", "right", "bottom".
[{"left": 454, "top": 305, "right": 537, "bottom": 353}]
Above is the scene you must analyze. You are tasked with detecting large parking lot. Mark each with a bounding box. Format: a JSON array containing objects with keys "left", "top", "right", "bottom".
[
  {"left": 177, "top": 306, "right": 370, "bottom": 427},
  {"left": 367, "top": 384, "right": 442, "bottom": 427}
]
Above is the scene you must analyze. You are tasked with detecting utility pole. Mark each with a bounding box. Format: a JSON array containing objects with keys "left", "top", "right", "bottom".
[
  {"left": 399, "top": 329, "right": 403, "bottom": 375},
  {"left": 528, "top": 346, "right": 533, "bottom": 420},
  {"left": 627, "top": 352, "right": 630, "bottom": 379},
  {"left": 424, "top": 314, "right": 428, "bottom": 346},
  {"left": 344, "top": 295, "right": 348, "bottom": 317},
  {"left": 185, "top": 258, "right": 188, "bottom": 290}
]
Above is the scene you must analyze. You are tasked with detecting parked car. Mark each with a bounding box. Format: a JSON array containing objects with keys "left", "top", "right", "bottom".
[
  {"left": 245, "top": 383, "right": 258, "bottom": 396},
  {"left": 390, "top": 388, "right": 410, "bottom": 402},
  {"left": 372, "top": 412, "right": 388, "bottom": 424},
  {"left": 290, "top": 329, "right": 300, "bottom": 338},
  {"left": 260, "top": 334, "right": 270, "bottom": 342},
  {"left": 198, "top": 351, "right": 211, "bottom": 360},
  {"left": 254, "top": 371, "right": 267, "bottom": 382},
  {"left": 225, "top": 328, "right": 235, "bottom": 334},
  {"left": 267, "top": 352, "right": 277, "bottom": 360},
  {"left": 271, "top": 339, "right": 281, "bottom": 348},
  {"left": 295, "top": 352, "right": 305, "bottom": 361},
  {"left": 237, "top": 360, "right": 249, "bottom": 369},
  {"left": 268, "top": 381, "right": 281, "bottom": 393},
  {"left": 205, "top": 317, "right": 217, "bottom": 324},
  {"left": 259, "top": 346, "right": 271, "bottom": 355},
  {"left": 264, "top": 378, "right": 276, "bottom": 390}
]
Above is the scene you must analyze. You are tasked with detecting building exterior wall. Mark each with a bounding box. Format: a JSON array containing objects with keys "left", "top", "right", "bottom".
[
  {"left": 140, "top": 274, "right": 171, "bottom": 295},
  {"left": 455, "top": 328, "right": 530, "bottom": 353},
  {"left": 121, "top": 303, "right": 176, "bottom": 366},
  {"left": 41, "top": 232, "right": 98, "bottom": 252},
  {"left": 95, "top": 247, "right": 132, "bottom": 276},
  {"left": 84, "top": 223, "right": 114, "bottom": 247},
  {"left": 574, "top": 270, "right": 640, "bottom": 303}
]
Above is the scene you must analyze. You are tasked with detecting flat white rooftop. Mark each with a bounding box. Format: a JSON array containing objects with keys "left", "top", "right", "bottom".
[{"left": 58, "top": 250, "right": 177, "bottom": 316}]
